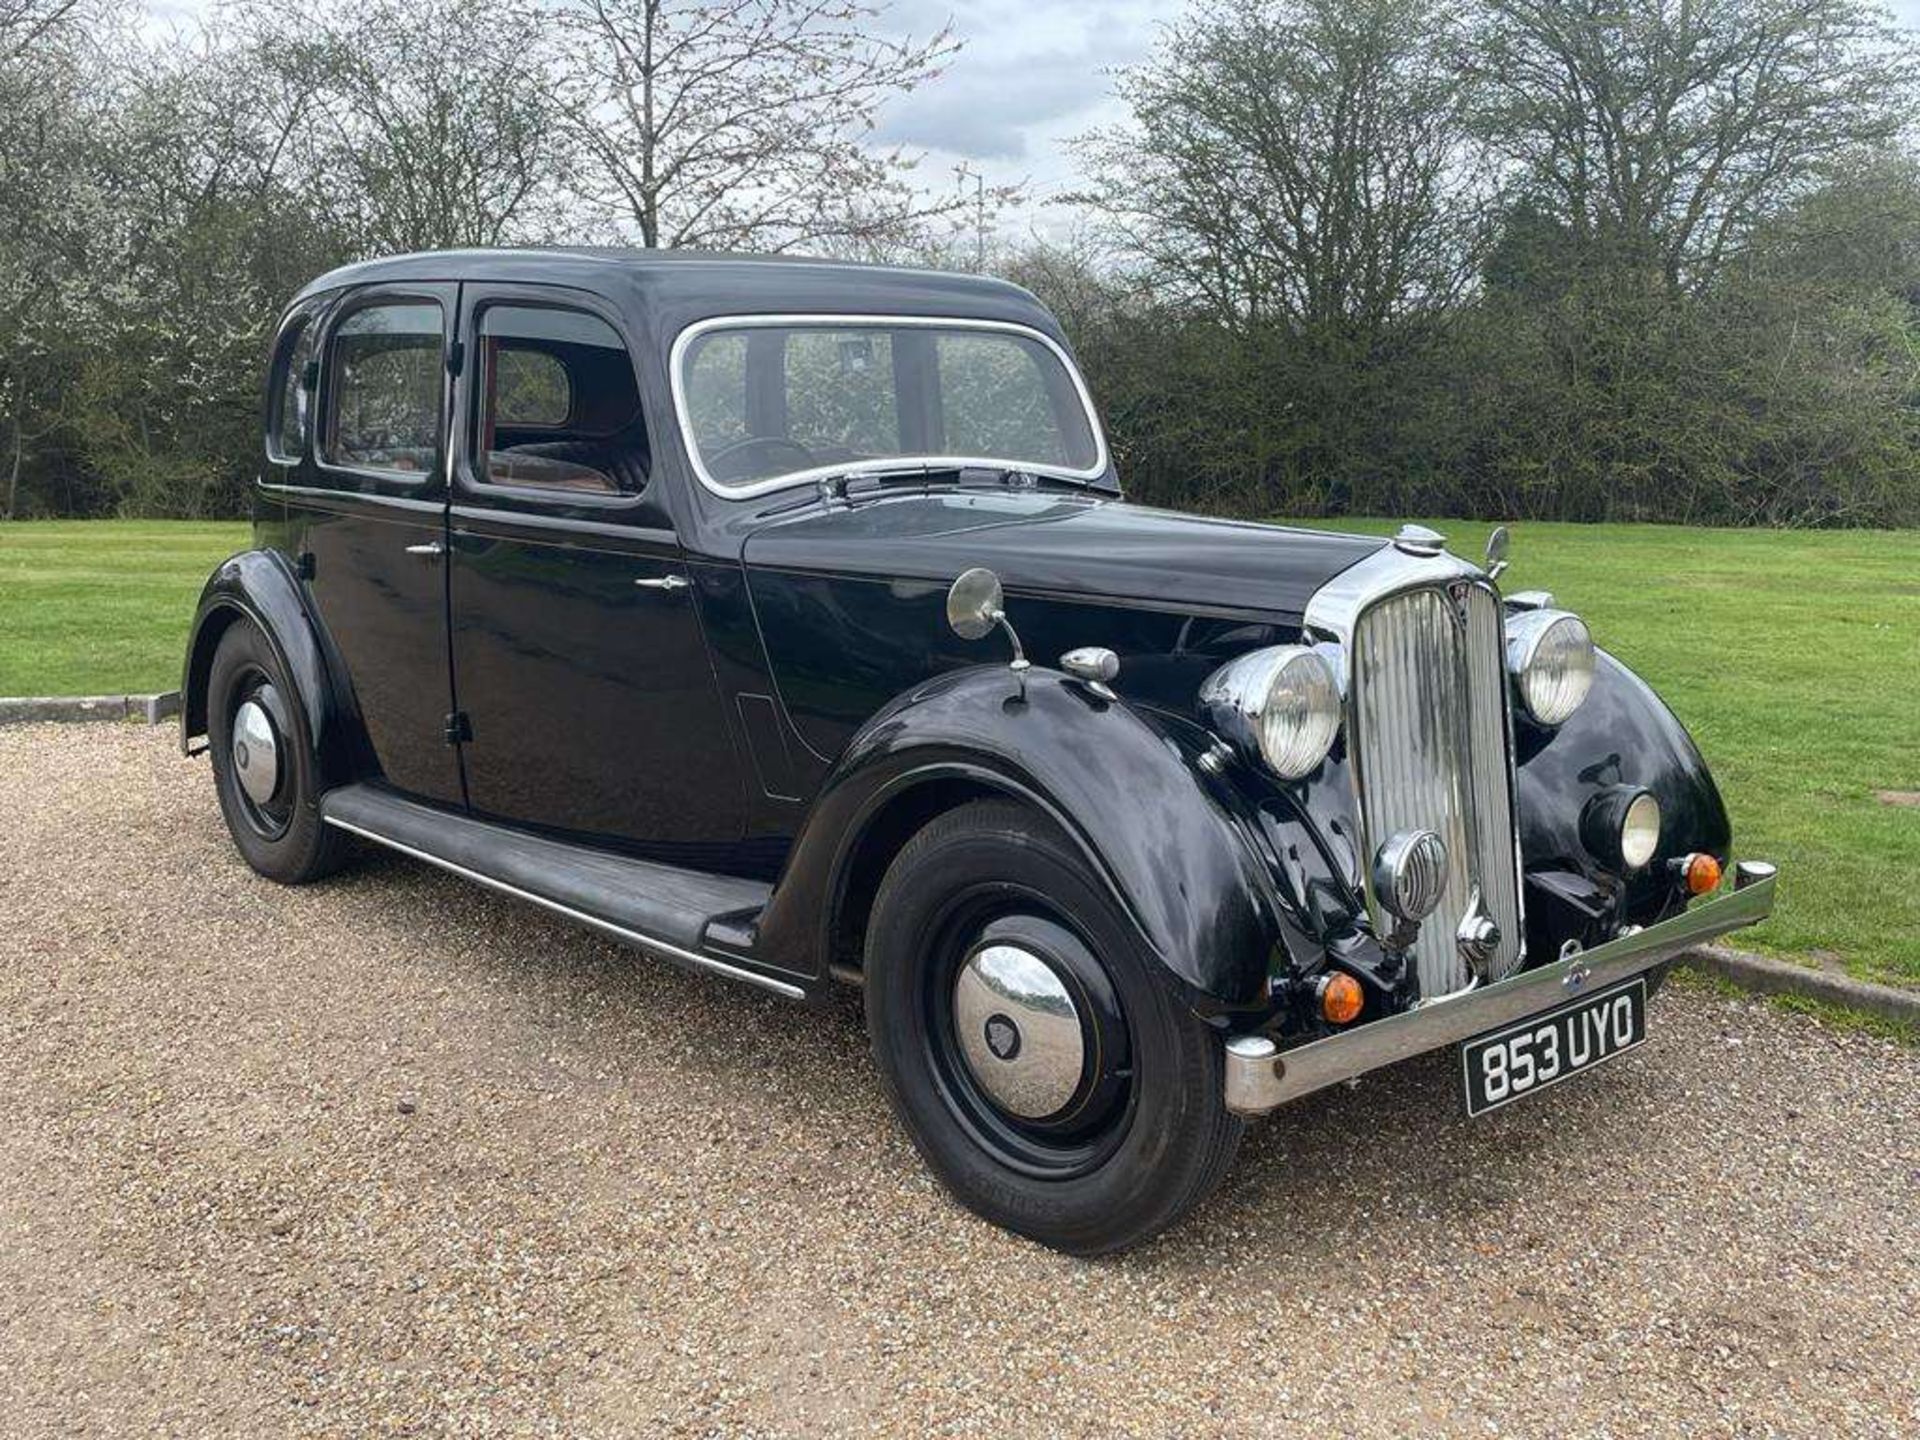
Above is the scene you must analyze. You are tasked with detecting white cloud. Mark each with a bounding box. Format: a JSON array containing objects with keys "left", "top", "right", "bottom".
[{"left": 864, "top": 0, "right": 1163, "bottom": 238}]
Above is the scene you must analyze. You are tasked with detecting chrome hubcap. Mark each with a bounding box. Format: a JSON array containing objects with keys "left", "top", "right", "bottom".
[
  {"left": 952, "top": 943, "right": 1085, "bottom": 1119},
  {"left": 231, "top": 699, "right": 281, "bottom": 807}
]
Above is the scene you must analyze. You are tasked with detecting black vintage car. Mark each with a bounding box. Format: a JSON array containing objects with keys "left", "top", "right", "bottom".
[{"left": 183, "top": 248, "right": 1776, "bottom": 1253}]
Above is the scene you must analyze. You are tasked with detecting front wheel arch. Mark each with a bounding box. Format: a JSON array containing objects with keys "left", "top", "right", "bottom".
[
  {"left": 752, "top": 667, "right": 1280, "bottom": 1014},
  {"left": 826, "top": 774, "right": 1003, "bottom": 977}
]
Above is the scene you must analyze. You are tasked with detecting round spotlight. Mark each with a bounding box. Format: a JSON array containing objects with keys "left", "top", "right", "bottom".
[
  {"left": 1372, "top": 829, "right": 1449, "bottom": 921},
  {"left": 1621, "top": 792, "right": 1661, "bottom": 870},
  {"left": 1581, "top": 786, "right": 1662, "bottom": 874}
]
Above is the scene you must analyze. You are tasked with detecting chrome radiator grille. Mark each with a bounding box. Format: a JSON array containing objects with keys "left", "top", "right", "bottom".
[{"left": 1350, "top": 584, "right": 1523, "bottom": 998}]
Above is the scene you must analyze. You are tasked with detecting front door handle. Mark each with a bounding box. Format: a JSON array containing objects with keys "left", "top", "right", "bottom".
[
  {"left": 634, "top": 575, "right": 690, "bottom": 592},
  {"left": 405, "top": 541, "right": 446, "bottom": 558}
]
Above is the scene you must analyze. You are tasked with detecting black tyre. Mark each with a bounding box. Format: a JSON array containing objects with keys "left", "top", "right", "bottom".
[
  {"left": 864, "top": 800, "right": 1242, "bottom": 1255},
  {"left": 206, "top": 620, "right": 351, "bottom": 884}
]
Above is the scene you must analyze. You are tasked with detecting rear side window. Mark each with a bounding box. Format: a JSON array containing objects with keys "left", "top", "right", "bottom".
[
  {"left": 493, "top": 350, "right": 570, "bottom": 427},
  {"left": 474, "top": 304, "right": 649, "bottom": 496},
  {"left": 325, "top": 302, "right": 444, "bottom": 476},
  {"left": 267, "top": 314, "right": 318, "bottom": 463}
]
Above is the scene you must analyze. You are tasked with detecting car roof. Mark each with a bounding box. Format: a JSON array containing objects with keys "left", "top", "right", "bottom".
[{"left": 289, "top": 247, "right": 1058, "bottom": 339}]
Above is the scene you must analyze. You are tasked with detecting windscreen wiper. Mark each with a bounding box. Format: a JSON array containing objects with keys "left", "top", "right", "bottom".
[
  {"left": 754, "top": 463, "right": 1094, "bottom": 518},
  {"left": 827, "top": 464, "right": 1092, "bottom": 503}
]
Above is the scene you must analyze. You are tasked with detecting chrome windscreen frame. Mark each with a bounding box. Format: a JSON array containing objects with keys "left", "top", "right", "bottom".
[
  {"left": 1303, "top": 544, "right": 1530, "bottom": 998},
  {"left": 665, "top": 313, "right": 1114, "bottom": 501}
]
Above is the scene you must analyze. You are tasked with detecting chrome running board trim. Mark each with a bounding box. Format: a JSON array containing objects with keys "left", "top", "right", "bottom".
[
  {"left": 1224, "top": 867, "right": 1777, "bottom": 1116},
  {"left": 322, "top": 814, "right": 807, "bottom": 1001}
]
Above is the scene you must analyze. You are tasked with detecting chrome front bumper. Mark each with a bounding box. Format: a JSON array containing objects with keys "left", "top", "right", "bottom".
[{"left": 1224, "top": 862, "right": 1778, "bottom": 1116}]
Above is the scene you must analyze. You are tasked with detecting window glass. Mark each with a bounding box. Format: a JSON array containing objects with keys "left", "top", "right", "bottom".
[
  {"left": 784, "top": 330, "right": 900, "bottom": 457},
  {"left": 268, "top": 316, "right": 317, "bottom": 463},
  {"left": 677, "top": 322, "right": 1101, "bottom": 490},
  {"left": 936, "top": 332, "right": 1075, "bottom": 466},
  {"left": 684, "top": 331, "right": 749, "bottom": 454},
  {"left": 475, "top": 305, "right": 647, "bottom": 495},
  {"left": 493, "top": 350, "right": 570, "bottom": 427},
  {"left": 326, "top": 302, "right": 444, "bottom": 476}
]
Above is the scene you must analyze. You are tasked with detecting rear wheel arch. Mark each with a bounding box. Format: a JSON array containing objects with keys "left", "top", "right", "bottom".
[
  {"left": 182, "top": 552, "right": 363, "bottom": 790},
  {"left": 183, "top": 600, "right": 245, "bottom": 744}
]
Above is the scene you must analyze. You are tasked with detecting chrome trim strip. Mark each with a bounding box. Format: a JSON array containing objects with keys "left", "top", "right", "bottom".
[
  {"left": 321, "top": 815, "right": 807, "bottom": 1000},
  {"left": 1304, "top": 543, "right": 1486, "bottom": 677},
  {"left": 666, "top": 313, "right": 1112, "bottom": 500},
  {"left": 1223, "top": 868, "right": 1777, "bottom": 1116}
]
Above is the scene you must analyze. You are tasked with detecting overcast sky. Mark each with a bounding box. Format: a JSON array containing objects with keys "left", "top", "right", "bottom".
[
  {"left": 867, "top": 0, "right": 1165, "bottom": 241},
  {"left": 877, "top": 0, "right": 1920, "bottom": 243}
]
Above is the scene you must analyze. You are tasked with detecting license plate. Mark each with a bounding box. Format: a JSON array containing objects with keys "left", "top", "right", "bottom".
[{"left": 1461, "top": 977, "right": 1646, "bottom": 1117}]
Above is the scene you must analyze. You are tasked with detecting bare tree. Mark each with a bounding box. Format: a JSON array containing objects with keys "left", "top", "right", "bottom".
[
  {"left": 0, "top": 0, "right": 83, "bottom": 65},
  {"left": 1465, "top": 0, "right": 1920, "bottom": 293},
  {"left": 555, "top": 0, "right": 968, "bottom": 253},
  {"left": 245, "top": 0, "right": 571, "bottom": 254},
  {"left": 1075, "top": 0, "right": 1487, "bottom": 345}
]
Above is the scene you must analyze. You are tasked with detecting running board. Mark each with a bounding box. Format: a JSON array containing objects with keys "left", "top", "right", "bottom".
[{"left": 319, "top": 784, "right": 804, "bottom": 1000}]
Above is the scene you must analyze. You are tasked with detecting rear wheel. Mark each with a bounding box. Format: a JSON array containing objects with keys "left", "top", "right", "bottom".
[
  {"left": 864, "top": 800, "right": 1241, "bottom": 1254},
  {"left": 207, "top": 621, "right": 350, "bottom": 884}
]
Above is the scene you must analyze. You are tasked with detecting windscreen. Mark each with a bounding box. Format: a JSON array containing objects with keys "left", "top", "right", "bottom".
[{"left": 676, "top": 320, "right": 1103, "bottom": 491}]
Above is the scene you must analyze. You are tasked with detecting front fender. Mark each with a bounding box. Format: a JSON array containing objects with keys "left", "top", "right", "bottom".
[
  {"left": 1515, "top": 649, "right": 1732, "bottom": 921},
  {"left": 752, "top": 666, "right": 1279, "bottom": 1015},
  {"left": 180, "top": 549, "right": 364, "bottom": 789}
]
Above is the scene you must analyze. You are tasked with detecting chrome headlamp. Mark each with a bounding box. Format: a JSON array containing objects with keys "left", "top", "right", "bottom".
[
  {"left": 1199, "top": 645, "right": 1341, "bottom": 780},
  {"left": 1505, "top": 608, "right": 1595, "bottom": 725}
]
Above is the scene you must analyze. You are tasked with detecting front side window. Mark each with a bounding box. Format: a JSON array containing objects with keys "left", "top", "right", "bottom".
[
  {"left": 325, "top": 302, "right": 444, "bottom": 476},
  {"left": 267, "top": 313, "right": 318, "bottom": 463},
  {"left": 676, "top": 320, "right": 1103, "bottom": 492},
  {"left": 474, "top": 305, "right": 648, "bottom": 496}
]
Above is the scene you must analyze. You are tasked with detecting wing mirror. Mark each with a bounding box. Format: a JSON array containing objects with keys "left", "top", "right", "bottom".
[
  {"left": 946, "top": 567, "right": 1030, "bottom": 676},
  {"left": 946, "top": 566, "right": 1004, "bottom": 640},
  {"left": 1484, "top": 525, "right": 1511, "bottom": 582}
]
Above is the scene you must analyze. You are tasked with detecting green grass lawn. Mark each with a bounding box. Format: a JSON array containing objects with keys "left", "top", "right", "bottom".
[
  {"left": 3, "top": 516, "right": 1915, "bottom": 985},
  {"left": 0, "top": 520, "right": 248, "bottom": 695}
]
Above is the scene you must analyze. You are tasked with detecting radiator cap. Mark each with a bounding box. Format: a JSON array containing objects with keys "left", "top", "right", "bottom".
[{"left": 1393, "top": 524, "right": 1447, "bottom": 557}]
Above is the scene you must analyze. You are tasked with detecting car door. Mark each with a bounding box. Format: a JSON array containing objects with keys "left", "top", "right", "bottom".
[
  {"left": 445, "top": 285, "right": 747, "bottom": 853},
  {"left": 294, "top": 285, "right": 463, "bottom": 805}
]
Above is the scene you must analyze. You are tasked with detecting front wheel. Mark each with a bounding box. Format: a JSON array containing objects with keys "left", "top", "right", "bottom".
[{"left": 864, "top": 800, "right": 1242, "bottom": 1254}]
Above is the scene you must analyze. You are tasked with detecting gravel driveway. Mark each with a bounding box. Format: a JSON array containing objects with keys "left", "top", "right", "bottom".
[{"left": 2, "top": 723, "right": 1915, "bottom": 1438}]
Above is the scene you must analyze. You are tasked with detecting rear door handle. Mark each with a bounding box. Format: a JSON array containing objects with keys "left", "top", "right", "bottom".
[
  {"left": 405, "top": 541, "right": 446, "bottom": 558},
  {"left": 634, "top": 575, "right": 689, "bottom": 592}
]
